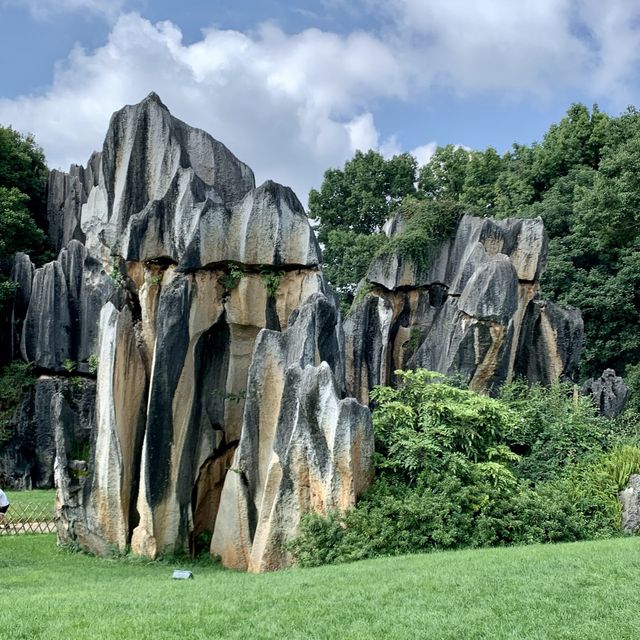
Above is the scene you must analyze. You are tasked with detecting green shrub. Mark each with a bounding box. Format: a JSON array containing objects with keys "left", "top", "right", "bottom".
[
  {"left": 371, "top": 369, "right": 516, "bottom": 481},
  {"left": 63, "top": 359, "right": 76, "bottom": 373},
  {"left": 110, "top": 257, "right": 124, "bottom": 288},
  {"left": 87, "top": 353, "right": 99, "bottom": 375},
  {"left": 290, "top": 370, "right": 640, "bottom": 568},
  {"left": 375, "top": 198, "right": 468, "bottom": 270},
  {"left": 221, "top": 265, "right": 243, "bottom": 292},
  {"left": 499, "top": 379, "right": 614, "bottom": 483}
]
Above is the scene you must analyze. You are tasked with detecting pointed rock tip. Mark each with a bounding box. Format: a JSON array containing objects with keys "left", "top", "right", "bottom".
[{"left": 141, "top": 92, "right": 167, "bottom": 109}]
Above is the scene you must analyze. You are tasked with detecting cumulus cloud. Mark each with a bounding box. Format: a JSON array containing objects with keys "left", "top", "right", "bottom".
[
  {"left": 410, "top": 142, "right": 437, "bottom": 167},
  {"left": 367, "top": 0, "right": 640, "bottom": 100},
  {"left": 2, "top": 2, "right": 640, "bottom": 205},
  {"left": 0, "top": 13, "right": 407, "bottom": 203}
]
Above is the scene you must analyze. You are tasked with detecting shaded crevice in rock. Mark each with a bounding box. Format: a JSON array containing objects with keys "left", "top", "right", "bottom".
[
  {"left": 145, "top": 276, "right": 193, "bottom": 508},
  {"left": 1, "top": 377, "right": 95, "bottom": 490}
]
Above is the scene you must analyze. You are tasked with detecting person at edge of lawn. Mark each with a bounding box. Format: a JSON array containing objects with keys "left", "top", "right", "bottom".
[{"left": 0, "top": 487, "right": 10, "bottom": 528}]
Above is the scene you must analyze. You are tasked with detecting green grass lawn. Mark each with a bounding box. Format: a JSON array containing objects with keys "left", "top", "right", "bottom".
[
  {"left": 4, "top": 489, "right": 56, "bottom": 510},
  {"left": 1, "top": 535, "right": 639, "bottom": 639}
]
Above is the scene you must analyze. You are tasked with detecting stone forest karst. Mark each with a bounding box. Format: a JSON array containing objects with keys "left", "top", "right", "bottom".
[{"left": 1, "top": 93, "right": 608, "bottom": 572}]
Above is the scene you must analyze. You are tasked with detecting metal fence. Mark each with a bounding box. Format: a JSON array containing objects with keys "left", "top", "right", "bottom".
[{"left": 0, "top": 503, "right": 56, "bottom": 535}]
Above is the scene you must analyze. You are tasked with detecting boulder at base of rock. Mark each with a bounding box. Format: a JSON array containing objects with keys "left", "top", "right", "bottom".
[
  {"left": 619, "top": 474, "right": 640, "bottom": 534},
  {"left": 582, "top": 369, "right": 629, "bottom": 418}
]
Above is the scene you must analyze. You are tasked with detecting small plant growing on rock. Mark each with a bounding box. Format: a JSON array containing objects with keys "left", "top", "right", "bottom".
[
  {"left": 260, "top": 269, "right": 284, "bottom": 299},
  {"left": 221, "top": 265, "right": 244, "bottom": 292},
  {"left": 145, "top": 274, "right": 163, "bottom": 287},
  {"left": 88, "top": 353, "right": 99, "bottom": 375},
  {"left": 110, "top": 257, "right": 124, "bottom": 288},
  {"left": 63, "top": 359, "right": 76, "bottom": 373},
  {"left": 212, "top": 388, "right": 246, "bottom": 404}
]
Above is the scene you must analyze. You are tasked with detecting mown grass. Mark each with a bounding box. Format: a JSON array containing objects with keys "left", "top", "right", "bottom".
[
  {"left": 5, "top": 489, "right": 56, "bottom": 510},
  {"left": 1, "top": 535, "right": 639, "bottom": 639}
]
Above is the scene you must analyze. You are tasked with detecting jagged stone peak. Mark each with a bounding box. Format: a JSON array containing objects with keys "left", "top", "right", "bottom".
[
  {"left": 141, "top": 91, "right": 166, "bottom": 108},
  {"left": 70, "top": 94, "right": 321, "bottom": 268}
]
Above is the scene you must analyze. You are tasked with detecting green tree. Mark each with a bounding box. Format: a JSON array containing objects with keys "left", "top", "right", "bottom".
[
  {"left": 418, "top": 144, "right": 470, "bottom": 200},
  {"left": 0, "top": 126, "right": 48, "bottom": 228},
  {"left": 0, "top": 126, "right": 50, "bottom": 366},
  {"left": 309, "top": 150, "right": 417, "bottom": 244},
  {"left": 321, "top": 229, "right": 387, "bottom": 298}
]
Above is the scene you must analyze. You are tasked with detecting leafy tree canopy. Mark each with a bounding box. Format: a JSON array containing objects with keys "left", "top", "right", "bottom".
[
  {"left": 309, "top": 150, "right": 417, "bottom": 244},
  {"left": 0, "top": 126, "right": 49, "bottom": 337},
  {"left": 0, "top": 126, "right": 48, "bottom": 224}
]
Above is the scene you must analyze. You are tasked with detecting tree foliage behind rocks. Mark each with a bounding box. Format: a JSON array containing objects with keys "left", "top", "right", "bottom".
[{"left": 309, "top": 150, "right": 417, "bottom": 300}]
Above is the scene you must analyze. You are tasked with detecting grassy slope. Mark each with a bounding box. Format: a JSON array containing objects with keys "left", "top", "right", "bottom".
[{"left": 1, "top": 535, "right": 639, "bottom": 639}]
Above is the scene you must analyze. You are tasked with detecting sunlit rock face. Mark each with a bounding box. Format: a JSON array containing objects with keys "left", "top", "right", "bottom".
[
  {"left": 12, "top": 93, "right": 370, "bottom": 570},
  {"left": 345, "top": 214, "right": 583, "bottom": 403}
]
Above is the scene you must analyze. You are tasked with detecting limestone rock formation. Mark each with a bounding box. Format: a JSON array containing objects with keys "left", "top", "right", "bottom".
[
  {"left": 345, "top": 214, "right": 583, "bottom": 402},
  {"left": 19, "top": 240, "right": 114, "bottom": 371},
  {"left": 619, "top": 474, "right": 640, "bottom": 534},
  {"left": 80, "top": 92, "right": 319, "bottom": 268},
  {"left": 0, "top": 377, "right": 94, "bottom": 489},
  {"left": 15, "top": 93, "right": 371, "bottom": 570},
  {"left": 582, "top": 369, "right": 629, "bottom": 418},
  {"left": 10, "top": 252, "right": 35, "bottom": 360},
  {"left": 211, "top": 295, "right": 372, "bottom": 572},
  {"left": 5, "top": 93, "right": 587, "bottom": 572},
  {"left": 46, "top": 153, "right": 100, "bottom": 253}
]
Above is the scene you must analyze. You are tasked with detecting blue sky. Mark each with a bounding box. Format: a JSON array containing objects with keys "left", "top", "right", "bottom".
[{"left": 1, "top": 0, "right": 640, "bottom": 204}]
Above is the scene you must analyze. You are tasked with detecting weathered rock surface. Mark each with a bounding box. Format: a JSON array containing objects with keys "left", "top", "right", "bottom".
[
  {"left": 80, "top": 92, "right": 320, "bottom": 268},
  {"left": 46, "top": 153, "right": 100, "bottom": 253},
  {"left": 0, "top": 377, "right": 94, "bottom": 489},
  {"left": 10, "top": 252, "right": 35, "bottom": 360},
  {"left": 20, "top": 240, "right": 114, "bottom": 371},
  {"left": 38, "top": 95, "right": 361, "bottom": 570},
  {"left": 345, "top": 214, "right": 583, "bottom": 402},
  {"left": 582, "top": 369, "right": 629, "bottom": 418},
  {"left": 211, "top": 296, "right": 373, "bottom": 572},
  {"left": 619, "top": 474, "right": 640, "bottom": 534}
]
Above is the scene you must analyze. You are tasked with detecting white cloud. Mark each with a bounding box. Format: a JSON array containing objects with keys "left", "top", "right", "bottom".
[
  {"left": 366, "top": 0, "right": 640, "bottom": 101},
  {"left": 410, "top": 142, "right": 437, "bottom": 167},
  {"left": 0, "top": 13, "right": 407, "bottom": 204},
  {"left": 346, "top": 113, "right": 379, "bottom": 152},
  {"left": 2, "top": 2, "right": 640, "bottom": 208}
]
